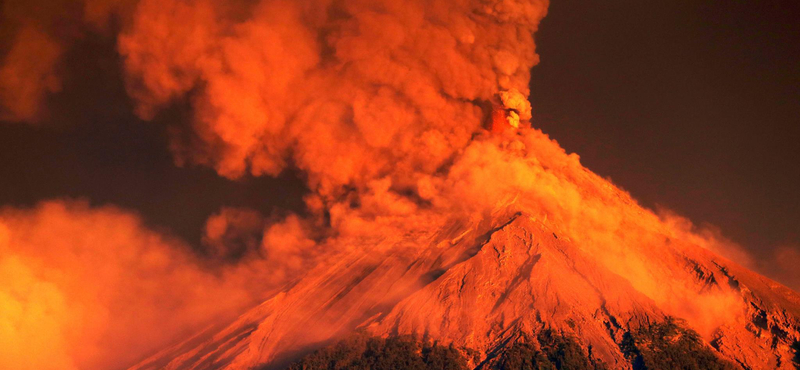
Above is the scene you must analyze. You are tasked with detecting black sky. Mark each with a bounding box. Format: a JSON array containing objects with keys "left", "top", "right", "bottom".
[
  {"left": 0, "top": 31, "right": 308, "bottom": 245},
  {"left": 530, "top": 1, "right": 800, "bottom": 273},
  {"left": 0, "top": 2, "right": 797, "bottom": 281}
]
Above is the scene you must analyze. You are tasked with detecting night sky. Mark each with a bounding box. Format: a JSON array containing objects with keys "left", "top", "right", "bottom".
[
  {"left": 530, "top": 1, "right": 800, "bottom": 277},
  {"left": 1, "top": 2, "right": 798, "bottom": 279}
]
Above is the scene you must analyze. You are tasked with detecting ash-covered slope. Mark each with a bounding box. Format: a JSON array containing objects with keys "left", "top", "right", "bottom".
[{"left": 131, "top": 130, "right": 800, "bottom": 370}]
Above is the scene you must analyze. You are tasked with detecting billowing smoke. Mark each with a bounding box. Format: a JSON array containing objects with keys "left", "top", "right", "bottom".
[
  {"left": 0, "top": 201, "right": 252, "bottom": 370},
  {"left": 0, "top": 0, "right": 788, "bottom": 368},
  {"left": 0, "top": 200, "right": 327, "bottom": 370},
  {"left": 2, "top": 0, "right": 545, "bottom": 190},
  {"left": 118, "top": 0, "right": 546, "bottom": 200}
]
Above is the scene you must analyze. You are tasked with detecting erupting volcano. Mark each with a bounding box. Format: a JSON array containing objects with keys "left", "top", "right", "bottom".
[{"left": 0, "top": 0, "right": 798, "bottom": 369}]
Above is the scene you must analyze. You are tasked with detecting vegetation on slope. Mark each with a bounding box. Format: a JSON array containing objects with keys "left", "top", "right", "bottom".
[
  {"left": 283, "top": 319, "right": 738, "bottom": 370},
  {"left": 491, "top": 329, "right": 606, "bottom": 370},
  {"left": 284, "top": 334, "right": 469, "bottom": 370},
  {"left": 621, "top": 318, "right": 736, "bottom": 370},
  {"left": 282, "top": 330, "right": 602, "bottom": 370}
]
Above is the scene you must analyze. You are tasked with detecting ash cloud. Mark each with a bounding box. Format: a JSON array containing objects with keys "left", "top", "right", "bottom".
[
  {"left": 118, "top": 0, "right": 547, "bottom": 198},
  {"left": 2, "top": 0, "right": 547, "bottom": 194}
]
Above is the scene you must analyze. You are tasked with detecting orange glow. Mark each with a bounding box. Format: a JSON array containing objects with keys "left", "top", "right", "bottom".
[
  {"left": 0, "top": 201, "right": 323, "bottom": 369},
  {"left": 0, "top": 0, "right": 797, "bottom": 369}
]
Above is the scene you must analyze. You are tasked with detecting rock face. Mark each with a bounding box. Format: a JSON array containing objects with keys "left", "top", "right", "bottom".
[
  {"left": 130, "top": 132, "right": 800, "bottom": 370},
  {"left": 369, "top": 215, "right": 663, "bottom": 369}
]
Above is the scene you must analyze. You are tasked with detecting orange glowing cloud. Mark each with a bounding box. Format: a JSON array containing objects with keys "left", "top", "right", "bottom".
[{"left": 0, "top": 200, "right": 315, "bottom": 370}]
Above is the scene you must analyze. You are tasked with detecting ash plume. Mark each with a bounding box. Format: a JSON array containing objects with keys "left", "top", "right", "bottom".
[{"left": 118, "top": 0, "right": 547, "bottom": 198}]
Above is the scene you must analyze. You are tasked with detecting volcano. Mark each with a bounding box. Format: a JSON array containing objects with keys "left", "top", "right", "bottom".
[
  {"left": 3, "top": 0, "right": 798, "bottom": 369},
  {"left": 129, "top": 130, "right": 800, "bottom": 370}
]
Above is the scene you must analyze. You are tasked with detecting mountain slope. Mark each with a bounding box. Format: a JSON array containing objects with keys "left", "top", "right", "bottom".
[{"left": 367, "top": 214, "right": 665, "bottom": 369}]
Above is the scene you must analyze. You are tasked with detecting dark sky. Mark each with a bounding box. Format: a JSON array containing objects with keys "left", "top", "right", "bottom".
[
  {"left": 0, "top": 32, "right": 308, "bottom": 245},
  {"left": 0, "top": 2, "right": 797, "bottom": 279},
  {"left": 530, "top": 1, "right": 800, "bottom": 273}
]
